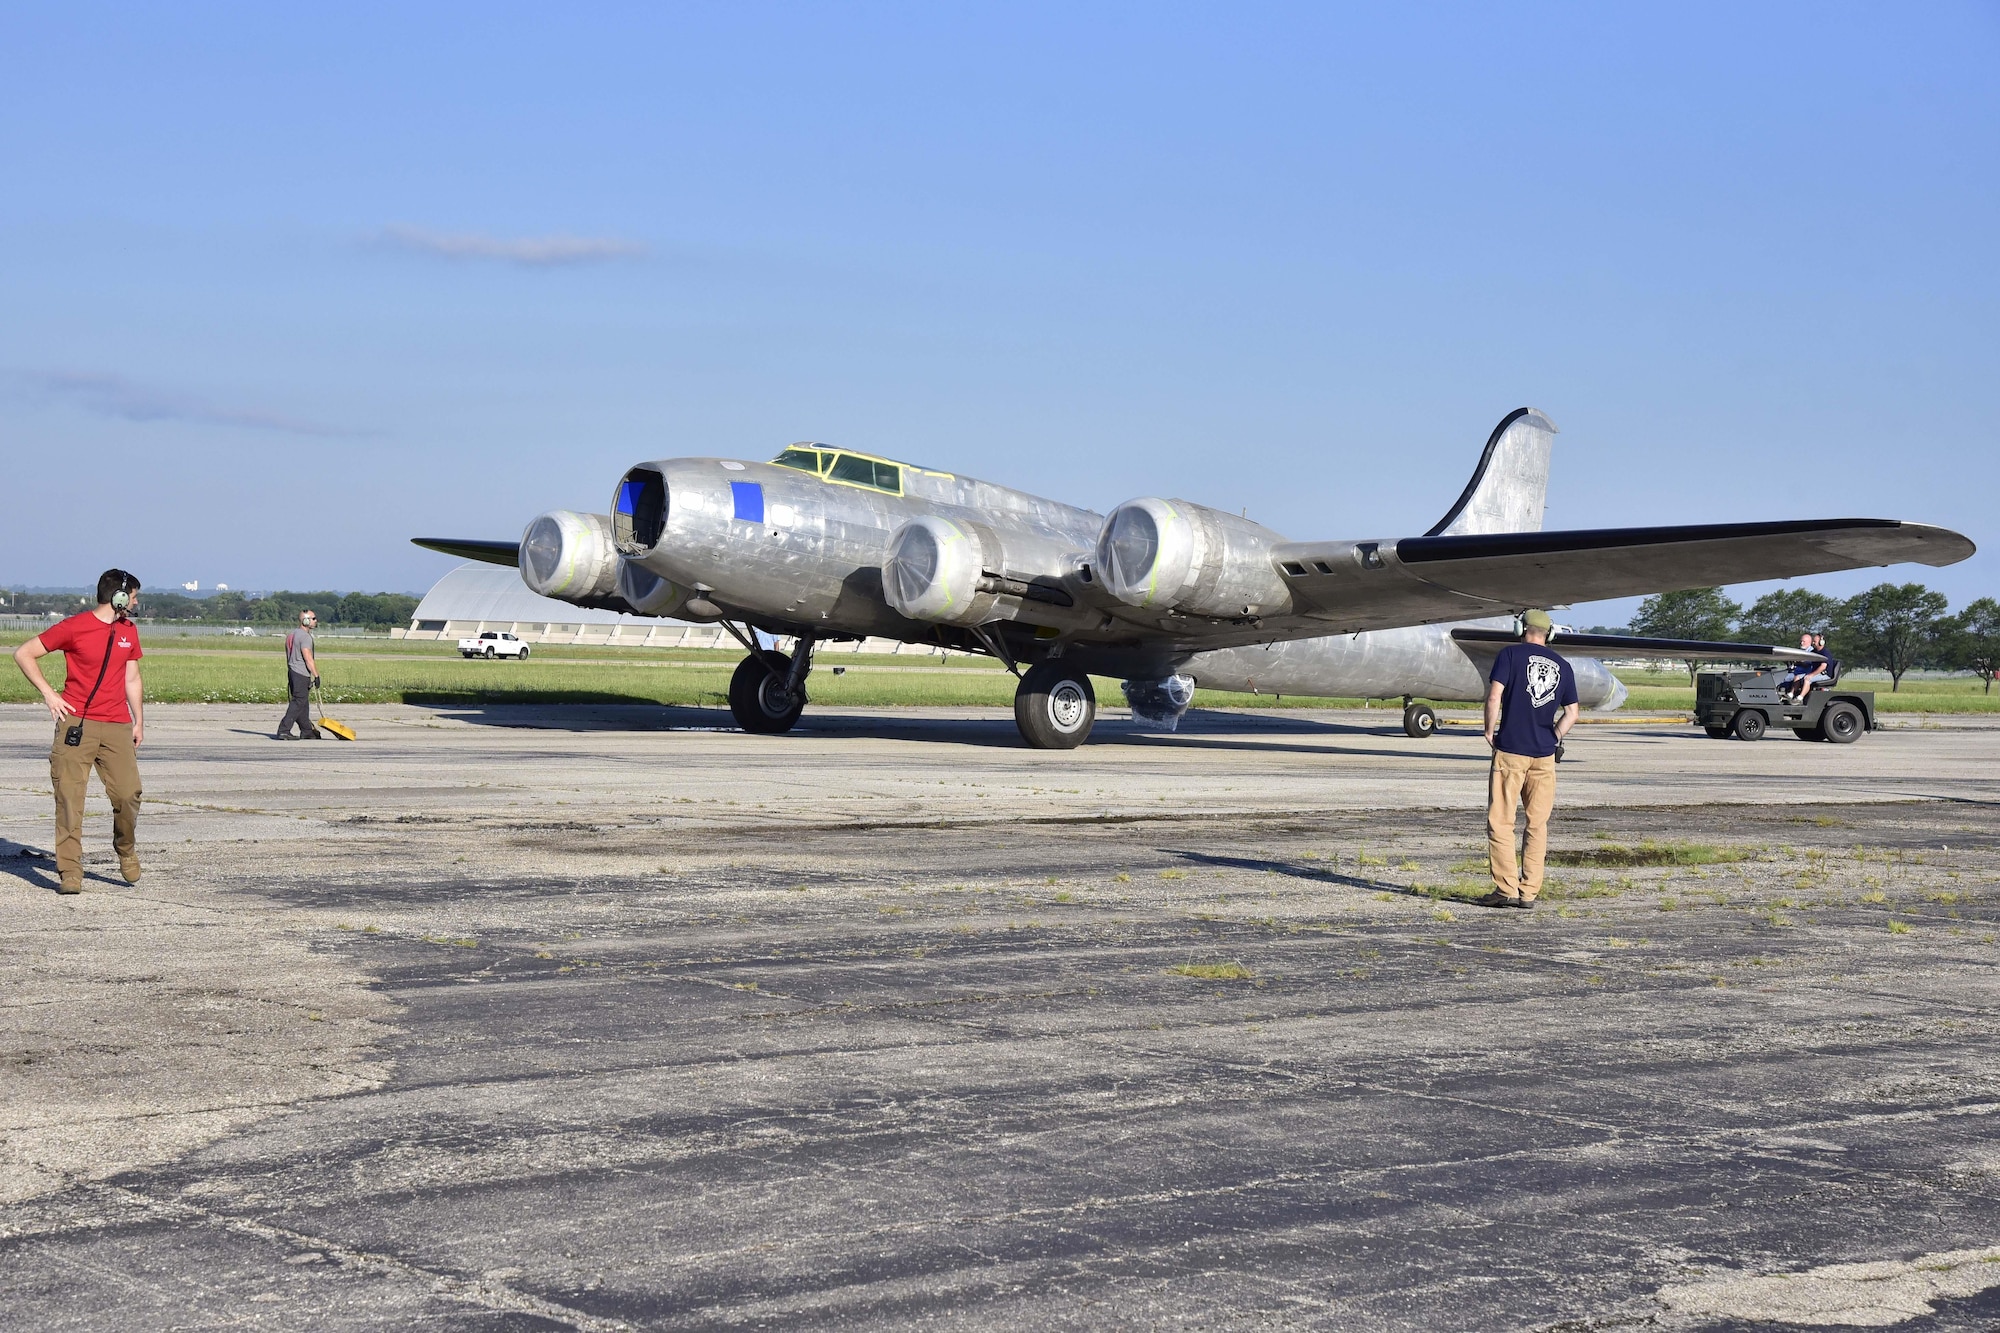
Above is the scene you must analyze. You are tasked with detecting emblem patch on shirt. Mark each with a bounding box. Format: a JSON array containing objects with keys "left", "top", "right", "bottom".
[{"left": 1527, "top": 655, "right": 1561, "bottom": 707}]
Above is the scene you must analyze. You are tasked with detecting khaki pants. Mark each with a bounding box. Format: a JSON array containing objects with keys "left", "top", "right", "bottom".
[
  {"left": 49, "top": 719, "right": 142, "bottom": 885},
  {"left": 1488, "top": 750, "right": 1556, "bottom": 900}
]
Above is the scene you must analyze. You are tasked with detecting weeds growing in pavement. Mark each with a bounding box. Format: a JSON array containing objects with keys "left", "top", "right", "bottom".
[{"left": 1168, "top": 962, "right": 1253, "bottom": 980}]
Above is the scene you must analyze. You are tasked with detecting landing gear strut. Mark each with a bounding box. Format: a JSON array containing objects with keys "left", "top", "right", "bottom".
[
  {"left": 1014, "top": 661, "right": 1096, "bottom": 749},
  {"left": 727, "top": 633, "right": 814, "bottom": 735}
]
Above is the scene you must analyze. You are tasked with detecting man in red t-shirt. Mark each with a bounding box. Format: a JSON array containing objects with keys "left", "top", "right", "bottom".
[{"left": 12, "top": 569, "right": 147, "bottom": 894}]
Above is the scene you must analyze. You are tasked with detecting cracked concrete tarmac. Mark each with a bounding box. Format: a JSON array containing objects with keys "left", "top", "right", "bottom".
[{"left": 2, "top": 701, "right": 1999, "bottom": 1329}]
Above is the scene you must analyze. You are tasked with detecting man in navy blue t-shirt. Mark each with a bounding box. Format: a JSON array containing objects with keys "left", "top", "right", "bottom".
[{"left": 1477, "top": 609, "right": 1579, "bottom": 909}]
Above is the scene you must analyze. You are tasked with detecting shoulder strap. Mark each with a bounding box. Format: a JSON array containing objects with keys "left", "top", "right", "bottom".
[{"left": 76, "top": 617, "right": 124, "bottom": 717}]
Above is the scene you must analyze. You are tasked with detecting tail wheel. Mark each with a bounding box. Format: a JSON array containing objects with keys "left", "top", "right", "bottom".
[
  {"left": 1822, "top": 701, "right": 1864, "bottom": 744},
  {"left": 1014, "top": 662, "right": 1096, "bottom": 749},
  {"left": 729, "top": 653, "right": 805, "bottom": 734},
  {"left": 1402, "top": 702, "right": 1438, "bottom": 738},
  {"left": 1733, "top": 710, "right": 1766, "bottom": 741}
]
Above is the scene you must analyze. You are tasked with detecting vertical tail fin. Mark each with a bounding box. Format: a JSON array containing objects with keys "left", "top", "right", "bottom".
[{"left": 1425, "top": 408, "right": 1557, "bottom": 536}]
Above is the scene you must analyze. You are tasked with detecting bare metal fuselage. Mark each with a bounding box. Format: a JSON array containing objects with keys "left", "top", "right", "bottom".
[
  {"left": 1182, "top": 623, "right": 1628, "bottom": 711},
  {"left": 624, "top": 456, "right": 1626, "bottom": 710}
]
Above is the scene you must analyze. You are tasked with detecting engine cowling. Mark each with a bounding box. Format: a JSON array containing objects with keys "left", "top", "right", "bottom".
[
  {"left": 520, "top": 510, "right": 621, "bottom": 602},
  {"left": 882, "top": 516, "right": 988, "bottom": 624},
  {"left": 1095, "top": 498, "right": 1291, "bottom": 619},
  {"left": 615, "top": 558, "right": 689, "bottom": 617}
]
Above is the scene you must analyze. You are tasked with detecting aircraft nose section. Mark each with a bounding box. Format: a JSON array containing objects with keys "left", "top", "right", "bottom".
[{"left": 613, "top": 466, "right": 668, "bottom": 553}]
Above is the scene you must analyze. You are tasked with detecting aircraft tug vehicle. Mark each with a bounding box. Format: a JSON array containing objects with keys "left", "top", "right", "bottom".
[
  {"left": 415, "top": 409, "right": 1971, "bottom": 748},
  {"left": 1694, "top": 668, "right": 1874, "bottom": 743}
]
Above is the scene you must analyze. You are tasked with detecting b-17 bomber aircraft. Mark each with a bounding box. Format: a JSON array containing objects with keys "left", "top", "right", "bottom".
[{"left": 416, "top": 409, "right": 1973, "bottom": 748}]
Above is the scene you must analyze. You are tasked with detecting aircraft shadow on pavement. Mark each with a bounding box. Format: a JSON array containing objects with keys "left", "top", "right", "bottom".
[
  {"left": 795, "top": 712, "right": 1467, "bottom": 756},
  {"left": 431, "top": 703, "right": 732, "bottom": 733},
  {"left": 1169, "top": 848, "right": 1403, "bottom": 893},
  {"left": 1110, "top": 732, "right": 1490, "bottom": 762},
  {"left": 409, "top": 702, "right": 1479, "bottom": 757}
]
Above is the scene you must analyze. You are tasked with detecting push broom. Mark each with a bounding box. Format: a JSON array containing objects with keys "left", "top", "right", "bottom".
[{"left": 313, "top": 683, "right": 356, "bottom": 741}]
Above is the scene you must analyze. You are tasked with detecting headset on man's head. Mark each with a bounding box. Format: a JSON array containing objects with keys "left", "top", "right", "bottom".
[{"left": 107, "top": 570, "right": 138, "bottom": 614}]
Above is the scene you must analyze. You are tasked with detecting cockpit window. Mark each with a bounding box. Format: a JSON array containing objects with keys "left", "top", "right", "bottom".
[
  {"left": 771, "top": 447, "right": 823, "bottom": 473},
  {"left": 828, "top": 453, "right": 902, "bottom": 494}
]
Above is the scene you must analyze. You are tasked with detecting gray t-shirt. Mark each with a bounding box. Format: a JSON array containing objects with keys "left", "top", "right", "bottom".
[{"left": 287, "top": 627, "right": 314, "bottom": 675}]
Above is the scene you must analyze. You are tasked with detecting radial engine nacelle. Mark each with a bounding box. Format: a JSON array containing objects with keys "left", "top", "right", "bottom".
[
  {"left": 883, "top": 513, "right": 1093, "bottom": 627},
  {"left": 521, "top": 508, "right": 688, "bottom": 616},
  {"left": 1095, "top": 497, "right": 1292, "bottom": 619},
  {"left": 882, "top": 515, "right": 988, "bottom": 624}
]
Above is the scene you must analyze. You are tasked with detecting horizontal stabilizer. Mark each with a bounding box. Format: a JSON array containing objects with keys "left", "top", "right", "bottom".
[
  {"left": 413, "top": 537, "right": 521, "bottom": 567},
  {"left": 1452, "top": 627, "right": 1824, "bottom": 665}
]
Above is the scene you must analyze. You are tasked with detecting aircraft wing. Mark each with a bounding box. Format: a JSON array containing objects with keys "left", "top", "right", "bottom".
[
  {"left": 1451, "top": 627, "right": 1825, "bottom": 665},
  {"left": 413, "top": 537, "right": 521, "bottom": 567},
  {"left": 1272, "top": 519, "right": 1973, "bottom": 634}
]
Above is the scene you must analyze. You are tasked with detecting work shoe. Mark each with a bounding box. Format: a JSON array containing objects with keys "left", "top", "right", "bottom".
[
  {"left": 1473, "top": 890, "right": 1522, "bottom": 909},
  {"left": 302, "top": 728, "right": 323, "bottom": 740},
  {"left": 1512, "top": 896, "right": 1537, "bottom": 910},
  {"left": 120, "top": 858, "right": 141, "bottom": 885},
  {"left": 57, "top": 877, "right": 82, "bottom": 895},
  {"left": 274, "top": 732, "right": 295, "bottom": 741}
]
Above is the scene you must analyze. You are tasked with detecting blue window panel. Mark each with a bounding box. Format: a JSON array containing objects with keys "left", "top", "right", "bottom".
[
  {"left": 616, "top": 480, "right": 641, "bottom": 516},
  {"left": 731, "top": 481, "right": 765, "bottom": 523}
]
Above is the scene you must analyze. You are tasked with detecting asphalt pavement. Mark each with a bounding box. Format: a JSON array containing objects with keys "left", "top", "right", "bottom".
[{"left": 3, "top": 702, "right": 1998, "bottom": 1329}]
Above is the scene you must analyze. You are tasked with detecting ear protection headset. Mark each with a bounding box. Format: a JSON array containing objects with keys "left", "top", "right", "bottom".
[{"left": 108, "top": 572, "right": 136, "bottom": 612}]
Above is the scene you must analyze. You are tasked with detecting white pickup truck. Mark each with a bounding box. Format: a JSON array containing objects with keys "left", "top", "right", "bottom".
[{"left": 457, "top": 631, "right": 531, "bottom": 660}]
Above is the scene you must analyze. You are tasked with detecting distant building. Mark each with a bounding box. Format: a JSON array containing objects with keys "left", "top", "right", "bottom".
[
  {"left": 397, "top": 561, "right": 950, "bottom": 655},
  {"left": 395, "top": 562, "right": 713, "bottom": 646}
]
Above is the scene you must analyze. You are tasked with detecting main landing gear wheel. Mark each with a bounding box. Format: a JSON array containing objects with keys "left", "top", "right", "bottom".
[
  {"left": 1732, "top": 709, "right": 1766, "bottom": 742},
  {"left": 1014, "top": 662, "right": 1096, "bottom": 749},
  {"left": 729, "top": 652, "right": 805, "bottom": 734},
  {"left": 1402, "top": 702, "right": 1437, "bottom": 738}
]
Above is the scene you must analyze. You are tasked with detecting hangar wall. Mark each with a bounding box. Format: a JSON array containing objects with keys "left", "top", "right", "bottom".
[{"left": 397, "top": 562, "right": 953, "bottom": 655}]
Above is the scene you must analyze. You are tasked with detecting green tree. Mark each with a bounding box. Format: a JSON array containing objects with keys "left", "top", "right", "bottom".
[
  {"left": 1629, "top": 587, "right": 1742, "bottom": 683},
  {"left": 1946, "top": 597, "right": 2000, "bottom": 695},
  {"left": 1835, "top": 582, "right": 1950, "bottom": 691},
  {"left": 1738, "top": 588, "right": 1841, "bottom": 648}
]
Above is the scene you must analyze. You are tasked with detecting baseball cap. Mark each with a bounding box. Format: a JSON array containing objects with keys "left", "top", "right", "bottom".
[{"left": 1522, "top": 609, "right": 1553, "bottom": 631}]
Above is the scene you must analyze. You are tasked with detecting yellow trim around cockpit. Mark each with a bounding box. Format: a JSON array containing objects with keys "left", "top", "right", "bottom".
[{"left": 768, "top": 443, "right": 954, "bottom": 497}]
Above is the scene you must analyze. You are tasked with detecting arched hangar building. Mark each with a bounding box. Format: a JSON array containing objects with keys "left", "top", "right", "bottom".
[{"left": 395, "top": 562, "right": 945, "bottom": 655}]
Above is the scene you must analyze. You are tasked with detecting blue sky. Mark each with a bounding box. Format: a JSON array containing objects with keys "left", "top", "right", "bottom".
[{"left": 2, "top": 3, "right": 1994, "bottom": 623}]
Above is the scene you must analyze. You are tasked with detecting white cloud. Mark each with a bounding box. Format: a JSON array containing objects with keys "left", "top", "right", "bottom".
[
  {"left": 374, "top": 225, "right": 646, "bottom": 266},
  {"left": 7, "top": 371, "right": 358, "bottom": 437}
]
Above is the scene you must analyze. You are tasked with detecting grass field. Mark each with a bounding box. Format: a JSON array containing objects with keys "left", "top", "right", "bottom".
[{"left": 2, "top": 632, "right": 1993, "bottom": 712}]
